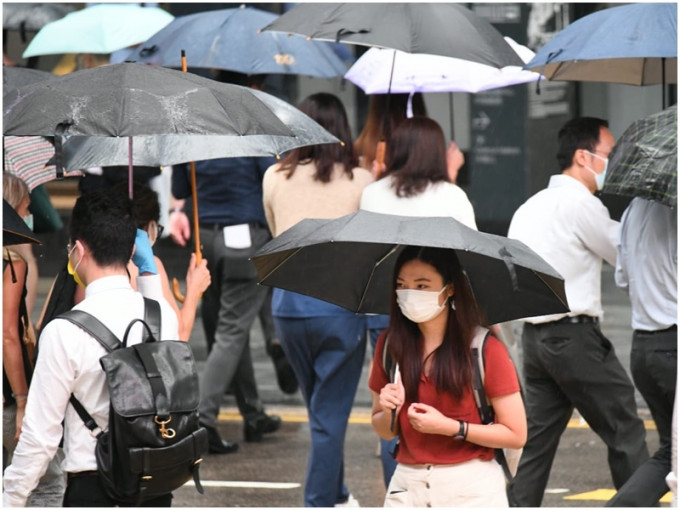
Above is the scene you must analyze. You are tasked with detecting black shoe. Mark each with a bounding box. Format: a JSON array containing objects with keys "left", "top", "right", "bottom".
[
  {"left": 202, "top": 423, "right": 239, "bottom": 454},
  {"left": 270, "top": 344, "right": 299, "bottom": 395},
  {"left": 244, "top": 413, "right": 282, "bottom": 442}
]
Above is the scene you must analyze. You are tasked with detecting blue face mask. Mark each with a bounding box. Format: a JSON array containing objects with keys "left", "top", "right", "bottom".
[{"left": 584, "top": 151, "right": 609, "bottom": 191}]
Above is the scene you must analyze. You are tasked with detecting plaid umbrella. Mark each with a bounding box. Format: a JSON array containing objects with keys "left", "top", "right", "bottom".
[
  {"left": 2, "top": 136, "right": 81, "bottom": 190},
  {"left": 603, "top": 105, "right": 677, "bottom": 208}
]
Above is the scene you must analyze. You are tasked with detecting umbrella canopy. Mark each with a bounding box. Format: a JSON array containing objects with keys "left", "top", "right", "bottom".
[
  {"left": 22, "top": 4, "right": 174, "bottom": 58},
  {"left": 42, "top": 79, "right": 339, "bottom": 171},
  {"left": 3, "top": 3, "right": 75, "bottom": 32},
  {"left": 2, "top": 136, "right": 79, "bottom": 190},
  {"left": 252, "top": 210, "right": 569, "bottom": 324},
  {"left": 3, "top": 66, "right": 53, "bottom": 93},
  {"left": 128, "top": 6, "right": 348, "bottom": 78},
  {"left": 345, "top": 37, "right": 542, "bottom": 94},
  {"left": 524, "top": 3, "right": 677, "bottom": 86},
  {"left": 3, "top": 62, "right": 295, "bottom": 138},
  {"left": 3, "top": 199, "right": 40, "bottom": 246},
  {"left": 260, "top": 3, "right": 523, "bottom": 68},
  {"left": 603, "top": 105, "right": 677, "bottom": 207}
]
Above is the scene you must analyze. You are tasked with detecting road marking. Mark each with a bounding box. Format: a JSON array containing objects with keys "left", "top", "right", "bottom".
[
  {"left": 183, "top": 480, "right": 300, "bottom": 490},
  {"left": 545, "top": 488, "right": 570, "bottom": 494},
  {"left": 564, "top": 489, "right": 672, "bottom": 503},
  {"left": 218, "top": 408, "right": 657, "bottom": 430}
]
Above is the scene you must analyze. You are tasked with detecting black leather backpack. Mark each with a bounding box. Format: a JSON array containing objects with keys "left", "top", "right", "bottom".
[{"left": 59, "top": 298, "right": 208, "bottom": 504}]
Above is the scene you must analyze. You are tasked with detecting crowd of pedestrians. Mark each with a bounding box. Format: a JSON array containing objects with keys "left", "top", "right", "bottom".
[{"left": 2, "top": 64, "right": 676, "bottom": 510}]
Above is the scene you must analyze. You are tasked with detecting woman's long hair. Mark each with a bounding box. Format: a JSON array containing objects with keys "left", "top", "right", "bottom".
[
  {"left": 277, "top": 93, "right": 358, "bottom": 183},
  {"left": 354, "top": 93, "right": 427, "bottom": 168},
  {"left": 386, "top": 246, "right": 486, "bottom": 403},
  {"left": 383, "top": 116, "right": 449, "bottom": 198}
]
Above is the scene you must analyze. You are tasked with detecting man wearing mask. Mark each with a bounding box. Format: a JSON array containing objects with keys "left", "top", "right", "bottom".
[{"left": 506, "top": 117, "right": 648, "bottom": 506}]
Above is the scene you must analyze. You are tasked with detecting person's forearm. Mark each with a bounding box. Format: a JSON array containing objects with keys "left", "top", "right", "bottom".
[
  {"left": 3, "top": 333, "right": 29, "bottom": 399},
  {"left": 464, "top": 422, "right": 526, "bottom": 449},
  {"left": 372, "top": 408, "right": 399, "bottom": 440}
]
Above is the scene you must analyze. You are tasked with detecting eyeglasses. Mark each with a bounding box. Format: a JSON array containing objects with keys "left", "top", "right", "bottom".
[
  {"left": 157, "top": 224, "right": 165, "bottom": 238},
  {"left": 66, "top": 242, "right": 73, "bottom": 256}
]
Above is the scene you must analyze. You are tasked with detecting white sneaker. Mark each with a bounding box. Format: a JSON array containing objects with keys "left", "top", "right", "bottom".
[{"left": 335, "top": 494, "right": 360, "bottom": 507}]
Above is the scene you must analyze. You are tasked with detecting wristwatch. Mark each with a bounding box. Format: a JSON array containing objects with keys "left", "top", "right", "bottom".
[{"left": 453, "top": 420, "right": 466, "bottom": 440}]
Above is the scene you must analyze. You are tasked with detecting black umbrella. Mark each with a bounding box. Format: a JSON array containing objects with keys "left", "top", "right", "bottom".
[
  {"left": 252, "top": 210, "right": 569, "bottom": 325},
  {"left": 603, "top": 105, "right": 677, "bottom": 207},
  {"left": 260, "top": 3, "right": 523, "bottom": 68},
  {"left": 2, "top": 66, "right": 54, "bottom": 92},
  {"left": 3, "top": 199, "right": 40, "bottom": 246}
]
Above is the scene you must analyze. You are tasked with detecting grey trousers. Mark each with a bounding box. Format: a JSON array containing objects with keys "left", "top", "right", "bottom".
[
  {"left": 507, "top": 321, "right": 649, "bottom": 507},
  {"left": 198, "top": 223, "right": 270, "bottom": 427},
  {"left": 3, "top": 404, "right": 66, "bottom": 506}
]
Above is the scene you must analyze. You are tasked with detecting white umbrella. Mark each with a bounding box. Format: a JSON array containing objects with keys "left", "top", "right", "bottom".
[{"left": 345, "top": 37, "right": 542, "bottom": 94}]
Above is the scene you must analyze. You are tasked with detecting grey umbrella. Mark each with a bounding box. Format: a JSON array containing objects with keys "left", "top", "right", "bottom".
[
  {"left": 2, "top": 66, "right": 54, "bottom": 92},
  {"left": 260, "top": 3, "right": 523, "bottom": 68},
  {"left": 252, "top": 210, "right": 569, "bottom": 325}
]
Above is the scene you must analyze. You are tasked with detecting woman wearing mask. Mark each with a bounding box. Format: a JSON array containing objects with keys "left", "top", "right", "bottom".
[
  {"left": 262, "top": 92, "right": 373, "bottom": 507},
  {"left": 369, "top": 246, "right": 526, "bottom": 507}
]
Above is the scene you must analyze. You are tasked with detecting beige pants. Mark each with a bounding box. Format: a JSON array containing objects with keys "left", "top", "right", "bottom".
[{"left": 385, "top": 458, "right": 508, "bottom": 507}]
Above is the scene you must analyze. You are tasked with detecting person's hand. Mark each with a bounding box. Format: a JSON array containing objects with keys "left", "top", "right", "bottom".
[
  {"left": 406, "top": 402, "right": 450, "bottom": 435},
  {"left": 446, "top": 141, "right": 464, "bottom": 184},
  {"left": 169, "top": 210, "right": 191, "bottom": 247},
  {"left": 131, "top": 229, "right": 158, "bottom": 275},
  {"left": 185, "top": 253, "right": 211, "bottom": 297},
  {"left": 14, "top": 399, "right": 26, "bottom": 441},
  {"left": 379, "top": 370, "right": 405, "bottom": 416}
]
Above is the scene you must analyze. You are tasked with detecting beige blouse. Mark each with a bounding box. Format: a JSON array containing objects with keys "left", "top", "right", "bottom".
[{"left": 262, "top": 161, "right": 374, "bottom": 237}]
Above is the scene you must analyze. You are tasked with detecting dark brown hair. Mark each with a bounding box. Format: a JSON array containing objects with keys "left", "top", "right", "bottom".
[
  {"left": 383, "top": 116, "right": 449, "bottom": 198},
  {"left": 277, "top": 93, "right": 358, "bottom": 183},
  {"left": 387, "top": 246, "right": 486, "bottom": 403},
  {"left": 354, "top": 93, "right": 427, "bottom": 167}
]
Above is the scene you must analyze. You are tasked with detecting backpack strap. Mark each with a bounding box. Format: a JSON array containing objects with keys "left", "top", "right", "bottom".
[
  {"left": 57, "top": 309, "right": 122, "bottom": 435},
  {"left": 471, "top": 326, "right": 516, "bottom": 482},
  {"left": 142, "top": 297, "right": 161, "bottom": 342}
]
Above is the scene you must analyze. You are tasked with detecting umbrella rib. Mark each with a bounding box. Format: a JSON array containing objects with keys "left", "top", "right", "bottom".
[
  {"left": 356, "top": 244, "right": 400, "bottom": 311},
  {"left": 256, "top": 247, "right": 305, "bottom": 282}
]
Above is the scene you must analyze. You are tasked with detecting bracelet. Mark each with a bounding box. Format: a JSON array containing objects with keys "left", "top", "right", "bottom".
[
  {"left": 463, "top": 421, "right": 469, "bottom": 441},
  {"left": 453, "top": 419, "right": 466, "bottom": 440},
  {"left": 12, "top": 393, "right": 27, "bottom": 400}
]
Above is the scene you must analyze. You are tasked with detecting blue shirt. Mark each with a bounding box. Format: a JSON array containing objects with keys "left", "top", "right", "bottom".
[
  {"left": 272, "top": 288, "right": 358, "bottom": 318},
  {"left": 172, "top": 157, "right": 275, "bottom": 225}
]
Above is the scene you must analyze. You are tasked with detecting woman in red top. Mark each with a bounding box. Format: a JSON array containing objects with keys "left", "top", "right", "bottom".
[{"left": 368, "top": 246, "right": 526, "bottom": 507}]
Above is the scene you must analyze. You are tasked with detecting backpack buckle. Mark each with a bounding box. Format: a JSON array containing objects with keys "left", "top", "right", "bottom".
[{"left": 154, "top": 416, "right": 176, "bottom": 439}]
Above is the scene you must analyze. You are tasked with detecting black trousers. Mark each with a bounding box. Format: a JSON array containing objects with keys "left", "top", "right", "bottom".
[
  {"left": 606, "top": 327, "right": 677, "bottom": 506},
  {"left": 507, "top": 321, "right": 649, "bottom": 507},
  {"left": 63, "top": 473, "right": 172, "bottom": 507}
]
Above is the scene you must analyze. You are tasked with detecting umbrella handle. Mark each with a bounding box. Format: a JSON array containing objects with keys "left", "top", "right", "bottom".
[{"left": 171, "top": 277, "right": 185, "bottom": 304}]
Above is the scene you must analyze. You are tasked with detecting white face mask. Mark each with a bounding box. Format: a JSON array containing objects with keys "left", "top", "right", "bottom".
[
  {"left": 23, "top": 214, "right": 34, "bottom": 231},
  {"left": 584, "top": 151, "right": 609, "bottom": 191},
  {"left": 396, "top": 286, "right": 448, "bottom": 323}
]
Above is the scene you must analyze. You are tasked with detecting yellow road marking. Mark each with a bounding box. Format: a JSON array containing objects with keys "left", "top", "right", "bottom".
[
  {"left": 564, "top": 489, "right": 672, "bottom": 503},
  {"left": 218, "top": 408, "right": 656, "bottom": 430}
]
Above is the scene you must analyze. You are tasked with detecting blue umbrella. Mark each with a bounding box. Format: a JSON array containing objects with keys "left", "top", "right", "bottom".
[
  {"left": 524, "top": 3, "right": 677, "bottom": 87},
  {"left": 127, "top": 6, "right": 348, "bottom": 78}
]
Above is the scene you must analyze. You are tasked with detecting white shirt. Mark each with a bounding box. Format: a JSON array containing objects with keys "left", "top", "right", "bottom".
[
  {"left": 360, "top": 176, "right": 478, "bottom": 230},
  {"left": 507, "top": 174, "right": 620, "bottom": 323},
  {"left": 3, "top": 275, "right": 179, "bottom": 507},
  {"left": 615, "top": 197, "right": 677, "bottom": 331}
]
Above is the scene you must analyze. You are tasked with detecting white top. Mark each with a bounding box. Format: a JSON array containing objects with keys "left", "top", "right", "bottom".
[
  {"left": 507, "top": 174, "right": 620, "bottom": 323},
  {"left": 615, "top": 197, "right": 677, "bottom": 331},
  {"left": 359, "top": 176, "right": 478, "bottom": 230},
  {"left": 3, "top": 275, "right": 179, "bottom": 507}
]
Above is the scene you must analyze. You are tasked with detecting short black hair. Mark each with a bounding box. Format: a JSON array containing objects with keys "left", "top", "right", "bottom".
[
  {"left": 113, "top": 181, "right": 160, "bottom": 229},
  {"left": 69, "top": 189, "right": 136, "bottom": 268},
  {"left": 556, "top": 117, "right": 609, "bottom": 171}
]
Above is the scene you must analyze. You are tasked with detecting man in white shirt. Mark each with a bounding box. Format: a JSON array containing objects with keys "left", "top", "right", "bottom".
[
  {"left": 3, "top": 190, "right": 179, "bottom": 507},
  {"left": 506, "top": 117, "right": 648, "bottom": 507},
  {"left": 606, "top": 197, "right": 677, "bottom": 507}
]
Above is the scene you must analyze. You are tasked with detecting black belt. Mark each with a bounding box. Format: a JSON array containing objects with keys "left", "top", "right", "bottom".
[
  {"left": 549, "top": 315, "right": 599, "bottom": 325},
  {"left": 199, "top": 221, "right": 264, "bottom": 231},
  {"left": 67, "top": 470, "right": 99, "bottom": 480},
  {"left": 635, "top": 325, "right": 677, "bottom": 335}
]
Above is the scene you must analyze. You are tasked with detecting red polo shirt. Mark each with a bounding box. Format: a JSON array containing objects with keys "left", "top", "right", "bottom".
[{"left": 368, "top": 331, "right": 520, "bottom": 466}]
